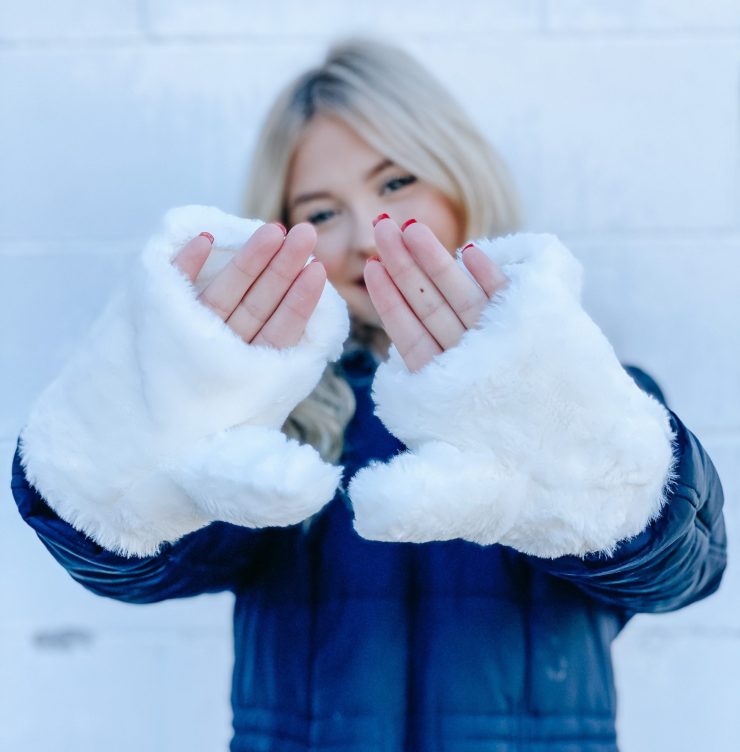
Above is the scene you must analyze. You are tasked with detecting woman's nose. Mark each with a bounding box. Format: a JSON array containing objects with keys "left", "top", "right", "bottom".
[{"left": 349, "top": 212, "right": 381, "bottom": 258}]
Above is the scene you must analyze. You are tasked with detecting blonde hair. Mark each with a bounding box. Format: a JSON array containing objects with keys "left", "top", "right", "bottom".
[{"left": 243, "top": 35, "right": 523, "bottom": 465}]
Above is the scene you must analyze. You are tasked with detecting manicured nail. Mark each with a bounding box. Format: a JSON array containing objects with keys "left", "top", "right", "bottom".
[
  {"left": 372, "top": 213, "right": 390, "bottom": 227},
  {"left": 272, "top": 221, "right": 287, "bottom": 235},
  {"left": 366, "top": 255, "right": 382, "bottom": 264},
  {"left": 400, "top": 218, "right": 417, "bottom": 231},
  {"left": 461, "top": 243, "right": 475, "bottom": 253},
  {"left": 199, "top": 232, "right": 214, "bottom": 244}
]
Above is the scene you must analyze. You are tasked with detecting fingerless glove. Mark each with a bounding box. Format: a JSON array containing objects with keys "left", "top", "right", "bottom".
[
  {"left": 348, "top": 233, "right": 677, "bottom": 558},
  {"left": 19, "top": 205, "right": 349, "bottom": 557}
]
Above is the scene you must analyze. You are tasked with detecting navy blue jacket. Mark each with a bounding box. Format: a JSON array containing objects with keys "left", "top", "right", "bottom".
[{"left": 10, "top": 350, "right": 727, "bottom": 751}]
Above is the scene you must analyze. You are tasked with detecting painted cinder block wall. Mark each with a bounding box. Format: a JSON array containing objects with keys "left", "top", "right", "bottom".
[{"left": 1, "top": 1, "right": 738, "bottom": 749}]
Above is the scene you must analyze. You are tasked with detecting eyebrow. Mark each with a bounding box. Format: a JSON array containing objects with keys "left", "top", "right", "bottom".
[{"left": 288, "top": 158, "right": 394, "bottom": 211}]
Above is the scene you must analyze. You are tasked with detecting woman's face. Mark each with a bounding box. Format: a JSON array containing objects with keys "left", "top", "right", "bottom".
[{"left": 285, "top": 114, "right": 464, "bottom": 326}]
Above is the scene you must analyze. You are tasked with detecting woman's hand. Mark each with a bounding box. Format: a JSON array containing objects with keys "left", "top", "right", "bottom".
[
  {"left": 364, "top": 216, "right": 508, "bottom": 372},
  {"left": 171, "top": 221, "right": 327, "bottom": 349}
]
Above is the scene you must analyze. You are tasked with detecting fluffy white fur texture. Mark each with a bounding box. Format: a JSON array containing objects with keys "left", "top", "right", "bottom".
[
  {"left": 348, "top": 233, "right": 678, "bottom": 558},
  {"left": 19, "top": 205, "right": 350, "bottom": 557}
]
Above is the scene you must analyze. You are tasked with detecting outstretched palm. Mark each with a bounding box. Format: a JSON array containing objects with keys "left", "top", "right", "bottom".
[{"left": 365, "top": 216, "right": 508, "bottom": 372}]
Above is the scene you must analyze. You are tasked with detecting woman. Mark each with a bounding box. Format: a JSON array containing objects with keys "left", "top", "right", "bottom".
[{"left": 11, "top": 36, "right": 726, "bottom": 751}]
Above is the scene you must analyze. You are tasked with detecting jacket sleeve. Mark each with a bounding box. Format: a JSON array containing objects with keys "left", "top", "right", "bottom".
[
  {"left": 348, "top": 231, "right": 727, "bottom": 614},
  {"left": 527, "top": 365, "right": 727, "bottom": 615},
  {"left": 11, "top": 436, "right": 291, "bottom": 603}
]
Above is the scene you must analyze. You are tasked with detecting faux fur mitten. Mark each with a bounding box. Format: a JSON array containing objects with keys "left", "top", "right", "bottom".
[
  {"left": 348, "top": 233, "right": 678, "bottom": 558},
  {"left": 19, "top": 205, "right": 349, "bottom": 557}
]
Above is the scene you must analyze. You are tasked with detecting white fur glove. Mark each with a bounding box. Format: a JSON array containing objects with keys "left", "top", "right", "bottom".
[
  {"left": 348, "top": 233, "right": 677, "bottom": 558},
  {"left": 19, "top": 205, "right": 349, "bottom": 557}
]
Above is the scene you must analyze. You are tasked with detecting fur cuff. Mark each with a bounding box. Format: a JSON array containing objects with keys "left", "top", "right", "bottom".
[
  {"left": 348, "top": 233, "right": 677, "bottom": 558},
  {"left": 19, "top": 205, "right": 349, "bottom": 557}
]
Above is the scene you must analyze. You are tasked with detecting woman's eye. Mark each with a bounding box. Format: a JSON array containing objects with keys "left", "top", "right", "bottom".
[
  {"left": 381, "top": 174, "right": 417, "bottom": 194},
  {"left": 307, "top": 209, "right": 335, "bottom": 225}
]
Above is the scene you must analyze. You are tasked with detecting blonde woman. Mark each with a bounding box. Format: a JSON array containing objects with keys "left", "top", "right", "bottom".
[{"left": 12, "top": 37, "right": 726, "bottom": 751}]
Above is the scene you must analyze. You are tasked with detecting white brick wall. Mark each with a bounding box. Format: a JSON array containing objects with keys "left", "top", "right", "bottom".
[
  {"left": 543, "top": 0, "right": 740, "bottom": 32},
  {"left": 1, "top": 2, "right": 737, "bottom": 750}
]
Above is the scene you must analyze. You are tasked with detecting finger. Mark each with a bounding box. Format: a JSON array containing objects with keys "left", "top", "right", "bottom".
[
  {"left": 460, "top": 244, "right": 508, "bottom": 299},
  {"left": 170, "top": 232, "right": 215, "bottom": 283},
  {"left": 401, "top": 222, "right": 489, "bottom": 329},
  {"left": 225, "top": 222, "right": 317, "bottom": 344},
  {"left": 197, "top": 222, "right": 286, "bottom": 321},
  {"left": 251, "top": 260, "right": 326, "bottom": 349},
  {"left": 364, "top": 258, "right": 442, "bottom": 373},
  {"left": 373, "top": 217, "right": 466, "bottom": 350}
]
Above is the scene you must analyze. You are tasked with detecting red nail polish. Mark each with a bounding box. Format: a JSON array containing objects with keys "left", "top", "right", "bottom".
[
  {"left": 400, "top": 218, "right": 417, "bottom": 231},
  {"left": 199, "top": 232, "right": 214, "bottom": 244},
  {"left": 272, "top": 221, "right": 287, "bottom": 235},
  {"left": 366, "top": 255, "right": 382, "bottom": 264},
  {"left": 372, "top": 213, "right": 390, "bottom": 227},
  {"left": 461, "top": 243, "right": 475, "bottom": 252}
]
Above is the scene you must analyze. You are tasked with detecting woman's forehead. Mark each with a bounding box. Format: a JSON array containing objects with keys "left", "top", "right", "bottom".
[{"left": 287, "top": 116, "right": 391, "bottom": 205}]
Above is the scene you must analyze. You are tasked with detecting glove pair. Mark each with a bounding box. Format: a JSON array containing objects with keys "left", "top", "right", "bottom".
[{"left": 19, "top": 206, "right": 676, "bottom": 559}]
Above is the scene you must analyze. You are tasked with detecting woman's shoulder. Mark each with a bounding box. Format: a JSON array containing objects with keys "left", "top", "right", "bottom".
[{"left": 621, "top": 364, "right": 667, "bottom": 406}]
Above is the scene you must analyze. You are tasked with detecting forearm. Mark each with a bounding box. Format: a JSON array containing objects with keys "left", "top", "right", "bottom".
[
  {"left": 12, "top": 438, "right": 276, "bottom": 603},
  {"left": 347, "top": 232, "right": 728, "bottom": 611},
  {"left": 529, "top": 407, "right": 727, "bottom": 614}
]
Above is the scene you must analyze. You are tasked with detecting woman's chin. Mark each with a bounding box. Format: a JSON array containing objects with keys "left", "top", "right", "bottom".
[{"left": 343, "top": 287, "right": 382, "bottom": 329}]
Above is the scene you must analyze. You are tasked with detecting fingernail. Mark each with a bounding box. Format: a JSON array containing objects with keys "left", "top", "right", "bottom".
[
  {"left": 461, "top": 243, "right": 475, "bottom": 253},
  {"left": 372, "top": 213, "right": 390, "bottom": 227},
  {"left": 272, "top": 221, "right": 287, "bottom": 235},
  {"left": 199, "top": 232, "right": 214, "bottom": 244},
  {"left": 400, "top": 218, "right": 417, "bottom": 231},
  {"left": 366, "top": 255, "right": 382, "bottom": 264}
]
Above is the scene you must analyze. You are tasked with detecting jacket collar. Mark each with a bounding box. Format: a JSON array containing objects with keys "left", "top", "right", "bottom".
[{"left": 335, "top": 348, "right": 380, "bottom": 387}]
